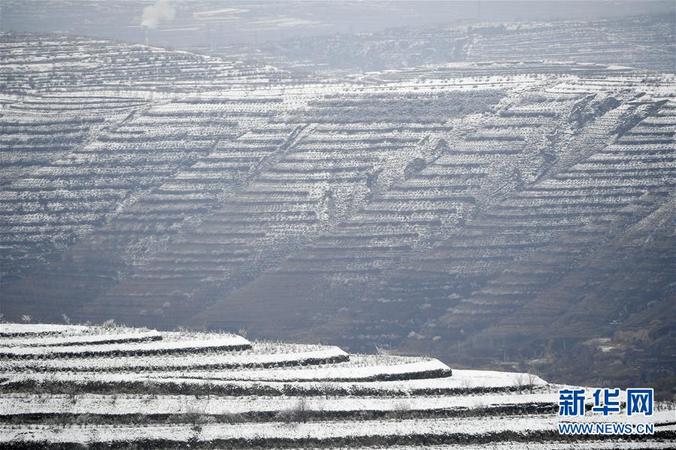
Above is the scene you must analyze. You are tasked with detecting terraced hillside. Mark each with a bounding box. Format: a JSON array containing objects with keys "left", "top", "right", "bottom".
[
  {"left": 0, "top": 33, "right": 287, "bottom": 94},
  {"left": 0, "top": 25, "right": 674, "bottom": 395},
  {"left": 193, "top": 84, "right": 675, "bottom": 357},
  {"left": 1, "top": 323, "right": 674, "bottom": 448}
]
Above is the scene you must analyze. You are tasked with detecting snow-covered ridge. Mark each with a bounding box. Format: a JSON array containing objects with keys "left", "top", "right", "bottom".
[
  {"left": 0, "top": 323, "right": 89, "bottom": 337},
  {"left": 2, "top": 342, "right": 348, "bottom": 372},
  {"left": 0, "top": 328, "right": 161, "bottom": 347},
  {"left": 0, "top": 332, "right": 251, "bottom": 358}
]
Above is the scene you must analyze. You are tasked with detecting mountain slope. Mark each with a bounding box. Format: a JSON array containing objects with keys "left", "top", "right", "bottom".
[{"left": 0, "top": 29, "right": 674, "bottom": 394}]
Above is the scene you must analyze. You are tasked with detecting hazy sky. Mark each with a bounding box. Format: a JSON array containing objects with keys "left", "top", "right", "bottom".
[{"left": 2, "top": 0, "right": 674, "bottom": 47}]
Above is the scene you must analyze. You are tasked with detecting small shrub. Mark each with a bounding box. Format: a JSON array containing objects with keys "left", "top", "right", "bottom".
[
  {"left": 513, "top": 374, "right": 527, "bottom": 392},
  {"left": 276, "top": 398, "right": 311, "bottom": 423},
  {"left": 102, "top": 319, "right": 117, "bottom": 329},
  {"left": 75, "top": 414, "right": 91, "bottom": 424},
  {"left": 392, "top": 399, "right": 412, "bottom": 419}
]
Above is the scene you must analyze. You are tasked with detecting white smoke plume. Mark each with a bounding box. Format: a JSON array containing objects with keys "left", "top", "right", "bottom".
[{"left": 141, "top": 0, "right": 176, "bottom": 29}]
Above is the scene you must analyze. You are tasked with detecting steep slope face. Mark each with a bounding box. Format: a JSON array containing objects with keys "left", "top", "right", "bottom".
[
  {"left": 0, "top": 96, "right": 276, "bottom": 278},
  {"left": 186, "top": 91, "right": 675, "bottom": 394},
  {"left": 0, "top": 33, "right": 305, "bottom": 318},
  {"left": 433, "top": 106, "right": 673, "bottom": 331},
  {"left": 397, "top": 101, "right": 675, "bottom": 389},
  {"left": 466, "top": 197, "right": 675, "bottom": 395},
  {"left": 0, "top": 33, "right": 291, "bottom": 283},
  {"left": 0, "top": 100, "right": 142, "bottom": 275},
  {"left": 0, "top": 103, "right": 140, "bottom": 186},
  {"left": 77, "top": 87, "right": 504, "bottom": 325},
  {"left": 0, "top": 94, "right": 305, "bottom": 319},
  {"left": 190, "top": 83, "right": 659, "bottom": 338}
]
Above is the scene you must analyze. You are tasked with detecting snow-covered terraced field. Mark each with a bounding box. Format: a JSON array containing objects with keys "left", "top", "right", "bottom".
[
  {"left": 0, "top": 328, "right": 161, "bottom": 347},
  {"left": 0, "top": 336, "right": 250, "bottom": 358},
  {"left": 0, "top": 323, "right": 673, "bottom": 448},
  {"left": 1, "top": 412, "right": 673, "bottom": 447},
  {"left": 2, "top": 342, "right": 347, "bottom": 372},
  {"left": 0, "top": 324, "right": 90, "bottom": 337},
  {"left": 0, "top": 390, "right": 562, "bottom": 417},
  {"left": 153, "top": 355, "right": 451, "bottom": 382},
  {"left": 1, "top": 370, "right": 548, "bottom": 398},
  {"left": 1, "top": 21, "right": 675, "bottom": 448}
]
